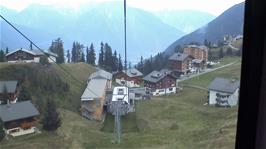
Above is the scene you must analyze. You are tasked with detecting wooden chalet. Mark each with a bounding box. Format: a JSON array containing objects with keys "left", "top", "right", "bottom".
[
  {"left": 143, "top": 69, "right": 177, "bottom": 96},
  {"left": 0, "top": 101, "right": 40, "bottom": 137},
  {"left": 0, "top": 80, "right": 18, "bottom": 104},
  {"left": 113, "top": 68, "right": 143, "bottom": 87},
  {"left": 5, "top": 48, "right": 58, "bottom": 63},
  {"left": 168, "top": 52, "right": 194, "bottom": 76},
  {"left": 81, "top": 70, "right": 112, "bottom": 121}
]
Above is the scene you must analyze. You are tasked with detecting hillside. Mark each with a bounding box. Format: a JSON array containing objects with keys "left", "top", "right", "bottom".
[
  {"left": 0, "top": 2, "right": 184, "bottom": 62},
  {"left": 154, "top": 10, "right": 215, "bottom": 34},
  {"left": 164, "top": 2, "right": 245, "bottom": 55},
  {"left": 0, "top": 62, "right": 95, "bottom": 112},
  {"left": 0, "top": 60, "right": 240, "bottom": 148}
]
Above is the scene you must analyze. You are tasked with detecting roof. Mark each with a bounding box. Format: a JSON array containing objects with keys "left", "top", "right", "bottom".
[
  {"left": 89, "top": 70, "right": 112, "bottom": 80},
  {"left": 185, "top": 45, "right": 209, "bottom": 51},
  {"left": 6, "top": 48, "right": 36, "bottom": 56},
  {"left": 192, "top": 59, "right": 204, "bottom": 63},
  {"left": 122, "top": 68, "right": 143, "bottom": 77},
  {"left": 32, "top": 50, "right": 58, "bottom": 57},
  {"left": 0, "top": 101, "right": 40, "bottom": 122},
  {"left": 6, "top": 48, "right": 58, "bottom": 57},
  {"left": 143, "top": 69, "right": 176, "bottom": 83},
  {"left": 208, "top": 77, "right": 240, "bottom": 94},
  {"left": 168, "top": 52, "right": 192, "bottom": 61},
  {"left": 81, "top": 79, "right": 107, "bottom": 101},
  {"left": 0, "top": 80, "right": 18, "bottom": 93}
]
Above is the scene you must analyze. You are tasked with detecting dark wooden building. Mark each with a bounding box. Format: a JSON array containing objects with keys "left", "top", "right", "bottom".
[
  {"left": 113, "top": 68, "right": 143, "bottom": 87},
  {"left": 0, "top": 80, "right": 18, "bottom": 104},
  {"left": 168, "top": 52, "right": 194, "bottom": 76},
  {"left": 0, "top": 101, "right": 40, "bottom": 137},
  {"left": 143, "top": 69, "right": 177, "bottom": 96}
]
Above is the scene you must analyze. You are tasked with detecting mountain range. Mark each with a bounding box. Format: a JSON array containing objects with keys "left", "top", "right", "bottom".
[
  {"left": 164, "top": 2, "right": 245, "bottom": 55},
  {"left": 154, "top": 10, "right": 215, "bottom": 34},
  {"left": 1, "top": 2, "right": 186, "bottom": 62}
]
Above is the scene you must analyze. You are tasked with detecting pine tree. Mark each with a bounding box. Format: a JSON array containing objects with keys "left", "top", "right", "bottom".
[
  {"left": 49, "top": 38, "right": 65, "bottom": 64},
  {"left": 0, "top": 118, "right": 5, "bottom": 141},
  {"left": 112, "top": 50, "right": 118, "bottom": 71},
  {"left": 86, "top": 46, "right": 89, "bottom": 63},
  {"left": 88, "top": 43, "right": 96, "bottom": 65},
  {"left": 67, "top": 50, "right": 71, "bottom": 63},
  {"left": 0, "top": 50, "right": 5, "bottom": 62},
  {"left": 104, "top": 43, "right": 113, "bottom": 71},
  {"left": 140, "top": 56, "right": 144, "bottom": 73},
  {"left": 5, "top": 47, "right": 8, "bottom": 54},
  {"left": 71, "top": 42, "right": 77, "bottom": 62},
  {"left": 18, "top": 86, "right": 32, "bottom": 102},
  {"left": 219, "top": 48, "right": 224, "bottom": 59},
  {"left": 98, "top": 42, "right": 104, "bottom": 67},
  {"left": 1, "top": 85, "right": 8, "bottom": 104},
  {"left": 81, "top": 51, "right": 85, "bottom": 62},
  {"left": 118, "top": 54, "right": 123, "bottom": 72},
  {"left": 42, "top": 98, "right": 61, "bottom": 131}
]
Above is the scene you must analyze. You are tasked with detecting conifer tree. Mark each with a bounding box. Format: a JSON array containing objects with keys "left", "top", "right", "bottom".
[
  {"left": 5, "top": 47, "right": 8, "bottom": 54},
  {"left": 0, "top": 118, "right": 5, "bottom": 141},
  {"left": 0, "top": 50, "right": 5, "bottom": 62},
  {"left": 118, "top": 54, "right": 123, "bottom": 72},
  {"left": 42, "top": 98, "right": 61, "bottom": 131},
  {"left": 88, "top": 43, "right": 96, "bottom": 65},
  {"left": 219, "top": 48, "right": 224, "bottom": 59},
  {"left": 98, "top": 42, "right": 104, "bottom": 67},
  {"left": 67, "top": 50, "right": 71, "bottom": 63},
  {"left": 49, "top": 38, "right": 65, "bottom": 63},
  {"left": 18, "top": 85, "right": 32, "bottom": 101}
]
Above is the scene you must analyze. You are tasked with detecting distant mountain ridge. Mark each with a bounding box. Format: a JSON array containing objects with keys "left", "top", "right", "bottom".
[
  {"left": 154, "top": 10, "right": 215, "bottom": 34},
  {"left": 0, "top": 2, "right": 184, "bottom": 62},
  {"left": 164, "top": 2, "right": 245, "bottom": 55}
]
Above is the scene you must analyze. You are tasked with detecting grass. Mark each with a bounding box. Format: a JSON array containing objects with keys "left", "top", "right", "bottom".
[
  {"left": 181, "top": 61, "right": 241, "bottom": 88},
  {"left": 0, "top": 61, "right": 241, "bottom": 148},
  {"left": 101, "top": 113, "right": 139, "bottom": 133}
]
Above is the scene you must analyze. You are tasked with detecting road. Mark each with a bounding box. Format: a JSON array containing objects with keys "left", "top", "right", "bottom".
[{"left": 179, "top": 61, "right": 239, "bottom": 82}]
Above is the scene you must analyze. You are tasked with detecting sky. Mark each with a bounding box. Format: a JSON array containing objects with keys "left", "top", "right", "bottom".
[{"left": 1, "top": 0, "right": 245, "bottom": 16}]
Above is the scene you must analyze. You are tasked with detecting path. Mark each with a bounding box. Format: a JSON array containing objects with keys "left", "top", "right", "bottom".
[{"left": 179, "top": 61, "right": 239, "bottom": 82}]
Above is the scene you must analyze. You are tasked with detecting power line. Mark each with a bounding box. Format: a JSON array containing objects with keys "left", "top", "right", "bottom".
[{"left": 0, "top": 14, "right": 100, "bottom": 97}]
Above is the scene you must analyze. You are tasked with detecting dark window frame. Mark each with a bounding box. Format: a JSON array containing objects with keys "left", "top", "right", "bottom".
[{"left": 235, "top": 0, "right": 266, "bottom": 149}]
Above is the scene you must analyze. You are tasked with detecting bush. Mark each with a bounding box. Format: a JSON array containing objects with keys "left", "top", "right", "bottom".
[{"left": 0, "top": 119, "right": 5, "bottom": 141}]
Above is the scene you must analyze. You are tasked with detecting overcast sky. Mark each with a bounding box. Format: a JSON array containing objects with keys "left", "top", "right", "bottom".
[{"left": 1, "top": 0, "right": 244, "bottom": 16}]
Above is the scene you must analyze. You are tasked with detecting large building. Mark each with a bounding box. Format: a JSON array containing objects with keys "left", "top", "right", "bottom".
[
  {"left": 168, "top": 52, "right": 194, "bottom": 76},
  {"left": 113, "top": 68, "right": 143, "bottom": 87},
  {"left": 80, "top": 69, "right": 112, "bottom": 121},
  {"left": 208, "top": 77, "right": 240, "bottom": 107},
  {"left": 183, "top": 45, "right": 209, "bottom": 62},
  {"left": 5, "top": 48, "right": 58, "bottom": 63},
  {"left": 143, "top": 69, "right": 177, "bottom": 96},
  {"left": 0, "top": 80, "right": 18, "bottom": 104},
  {"left": 0, "top": 101, "right": 40, "bottom": 137}
]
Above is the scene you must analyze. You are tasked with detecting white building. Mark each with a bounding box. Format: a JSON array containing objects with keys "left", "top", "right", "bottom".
[
  {"left": 5, "top": 48, "right": 58, "bottom": 63},
  {"left": 208, "top": 77, "right": 240, "bottom": 107}
]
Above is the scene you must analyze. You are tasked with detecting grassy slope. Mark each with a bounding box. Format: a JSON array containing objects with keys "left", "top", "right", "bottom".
[{"left": 0, "top": 61, "right": 240, "bottom": 149}]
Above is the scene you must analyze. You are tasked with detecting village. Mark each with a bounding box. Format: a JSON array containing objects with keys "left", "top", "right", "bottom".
[{"left": 0, "top": 35, "right": 242, "bottom": 148}]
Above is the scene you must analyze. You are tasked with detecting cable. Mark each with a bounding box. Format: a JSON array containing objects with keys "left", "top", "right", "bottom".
[{"left": 0, "top": 14, "right": 100, "bottom": 97}]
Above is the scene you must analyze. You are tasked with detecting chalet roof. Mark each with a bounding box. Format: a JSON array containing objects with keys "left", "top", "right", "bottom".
[
  {"left": 32, "top": 50, "right": 58, "bottom": 57},
  {"left": 185, "top": 45, "right": 209, "bottom": 51},
  {"left": 81, "top": 79, "right": 107, "bottom": 101},
  {"left": 122, "top": 68, "right": 143, "bottom": 77},
  {"left": 0, "top": 101, "right": 40, "bottom": 122},
  {"left": 89, "top": 70, "right": 112, "bottom": 80},
  {"left": 143, "top": 69, "right": 175, "bottom": 83},
  {"left": 0, "top": 80, "right": 18, "bottom": 94},
  {"left": 168, "top": 52, "right": 192, "bottom": 61},
  {"left": 5, "top": 48, "right": 58, "bottom": 57},
  {"left": 208, "top": 77, "right": 240, "bottom": 94}
]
